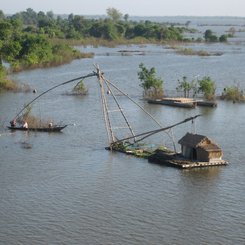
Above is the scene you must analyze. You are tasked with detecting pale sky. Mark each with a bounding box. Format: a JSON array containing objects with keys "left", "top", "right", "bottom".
[{"left": 1, "top": 0, "right": 245, "bottom": 16}]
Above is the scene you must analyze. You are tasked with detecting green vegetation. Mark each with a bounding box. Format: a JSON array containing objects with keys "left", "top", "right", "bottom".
[
  {"left": 72, "top": 80, "right": 88, "bottom": 95},
  {"left": 204, "top": 29, "right": 228, "bottom": 42},
  {"left": 0, "top": 8, "right": 229, "bottom": 92},
  {"left": 176, "top": 76, "right": 196, "bottom": 98},
  {"left": 1, "top": 8, "right": 186, "bottom": 43},
  {"left": 0, "top": 8, "right": 190, "bottom": 91},
  {"left": 198, "top": 76, "right": 216, "bottom": 100},
  {"left": 221, "top": 85, "right": 245, "bottom": 102},
  {"left": 0, "top": 30, "right": 86, "bottom": 72},
  {"left": 111, "top": 141, "right": 155, "bottom": 158},
  {"left": 175, "top": 47, "right": 223, "bottom": 56},
  {"left": 176, "top": 75, "right": 216, "bottom": 100},
  {"left": 138, "top": 63, "right": 164, "bottom": 99},
  {"left": 0, "top": 67, "right": 16, "bottom": 91}
]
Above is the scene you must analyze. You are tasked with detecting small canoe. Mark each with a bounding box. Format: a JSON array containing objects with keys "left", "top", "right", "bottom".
[{"left": 7, "top": 125, "right": 67, "bottom": 132}]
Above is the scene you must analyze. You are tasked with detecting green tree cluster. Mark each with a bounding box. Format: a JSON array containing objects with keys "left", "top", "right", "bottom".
[
  {"left": 221, "top": 85, "right": 245, "bottom": 102},
  {"left": 2, "top": 8, "right": 186, "bottom": 42},
  {"left": 0, "top": 15, "right": 84, "bottom": 73},
  {"left": 176, "top": 76, "right": 216, "bottom": 100},
  {"left": 204, "top": 29, "right": 228, "bottom": 42},
  {"left": 176, "top": 76, "right": 196, "bottom": 98},
  {"left": 138, "top": 63, "right": 164, "bottom": 99},
  {"left": 198, "top": 76, "right": 216, "bottom": 100}
]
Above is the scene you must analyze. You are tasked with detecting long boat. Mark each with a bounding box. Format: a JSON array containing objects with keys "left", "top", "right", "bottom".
[
  {"left": 148, "top": 98, "right": 197, "bottom": 108},
  {"left": 7, "top": 125, "right": 67, "bottom": 132}
]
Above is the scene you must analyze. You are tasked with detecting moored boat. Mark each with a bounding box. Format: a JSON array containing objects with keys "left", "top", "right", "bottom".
[
  {"left": 196, "top": 100, "right": 217, "bottom": 107},
  {"left": 148, "top": 97, "right": 197, "bottom": 108},
  {"left": 7, "top": 125, "right": 67, "bottom": 132}
]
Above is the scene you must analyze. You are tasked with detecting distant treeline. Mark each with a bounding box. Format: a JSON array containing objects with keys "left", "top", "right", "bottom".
[
  {"left": 0, "top": 8, "right": 229, "bottom": 91},
  {"left": 2, "top": 8, "right": 186, "bottom": 41}
]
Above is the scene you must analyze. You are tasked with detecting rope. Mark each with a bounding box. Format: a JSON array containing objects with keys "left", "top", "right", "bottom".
[
  {"left": 13, "top": 72, "right": 97, "bottom": 120},
  {"left": 112, "top": 114, "right": 201, "bottom": 145}
]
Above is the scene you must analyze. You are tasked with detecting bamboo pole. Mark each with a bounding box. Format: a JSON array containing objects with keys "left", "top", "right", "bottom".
[
  {"left": 99, "top": 72, "right": 176, "bottom": 148},
  {"left": 112, "top": 115, "right": 201, "bottom": 145},
  {"left": 13, "top": 72, "right": 97, "bottom": 120},
  {"left": 104, "top": 79, "right": 136, "bottom": 141},
  {"left": 95, "top": 65, "right": 115, "bottom": 146}
]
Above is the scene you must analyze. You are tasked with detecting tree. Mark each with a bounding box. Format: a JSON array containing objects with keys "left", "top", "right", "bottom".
[
  {"left": 106, "top": 8, "right": 122, "bottom": 22},
  {"left": 0, "top": 10, "right": 5, "bottom": 20},
  {"left": 219, "top": 34, "right": 228, "bottom": 42},
  {"left": 124, "top": 14, "right": 129, "bottom": 22},
  {"left": 228, "top": 27, "right": 236, "bottom": 37},
  {"left": 221, "top": 85, "right": 244, "bottom": 102},
  {"left": 138, "top": 63, "right": 164, "bottom": 99},
  {"left": 185, "top": 21, "right": 191, "bottom": 27},
  {"left": 198, "top": 76, "right": 216, "bottom": 100},
  {"left": 72, "top": 80, "right": 88, "bottom": 95},
  {"left": 204, "top": 29, "right": 218, "bottom": 42},
  {"left": 176, "top": 76, "right": 196, "bottom": 98}
]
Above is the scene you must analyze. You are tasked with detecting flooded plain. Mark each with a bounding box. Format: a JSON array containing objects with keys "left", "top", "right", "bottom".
[{"left": 0, "top": 17, "right": 245, "bottom": 244}]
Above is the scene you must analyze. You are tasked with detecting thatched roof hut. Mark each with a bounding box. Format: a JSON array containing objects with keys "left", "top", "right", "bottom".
[{"left": 178, "top": 132, "right": 223, "bottom": 162}]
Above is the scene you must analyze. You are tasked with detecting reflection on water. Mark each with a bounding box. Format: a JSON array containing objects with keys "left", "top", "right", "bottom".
[{"left": 1, "top": 17, "right": 245, "bottom": 245}]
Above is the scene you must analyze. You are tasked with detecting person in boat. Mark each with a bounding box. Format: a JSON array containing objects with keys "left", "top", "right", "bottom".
[
  {"left": 48, "top": 122, "right": 53, "bottom": 128},
  {"left": 22, "top": 121, "right": 28, "bottom": 129},
  {"left": 10, "top": 119, "right": 16, "bottom": 127}
]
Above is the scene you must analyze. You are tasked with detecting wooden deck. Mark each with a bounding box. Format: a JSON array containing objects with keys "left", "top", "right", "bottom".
[
  {"left": 148, "top": 97, "right": 197, "bottom": 108},
  {"left": 148, "top": 97, "right": 218, "bottom": 108}
]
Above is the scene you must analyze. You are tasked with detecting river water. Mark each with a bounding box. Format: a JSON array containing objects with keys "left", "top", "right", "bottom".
[{"left": 0, "top": 17, "right": 245, "bottom": 244}]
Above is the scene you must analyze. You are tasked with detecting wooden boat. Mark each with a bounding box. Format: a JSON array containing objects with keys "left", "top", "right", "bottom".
[
  {"left": 196, "top": 100, "right": 217, "bottom": 107},
  {"left": 148, "top": 98, "right": 197, "bottom": 108},
  {"left": 7, "top": 125, "right": 67, "bottom": 132}
]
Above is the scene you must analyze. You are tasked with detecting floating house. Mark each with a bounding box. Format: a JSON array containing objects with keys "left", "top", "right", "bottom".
[
  {"left": 178, "top": 132, "right": 223, "bottom": 162},
  {"left": 148, "top": 132, "right": 227, "bottom": 169}
]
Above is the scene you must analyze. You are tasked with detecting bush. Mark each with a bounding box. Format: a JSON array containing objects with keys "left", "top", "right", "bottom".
[
  {"left": 138, "top": 63, "right": 164, "bottom": 99},
  {"left": 176, "top": 76, "right": 196, "bottom": 98},
  {"left": 221, "top": 85, "right": 245, "bottom": 102},
  {"left": 198, "top": 76, "right": 216, "bottom": 100},
  {"left": 0, "top": 66, "right": 18, "bottom": 91}
]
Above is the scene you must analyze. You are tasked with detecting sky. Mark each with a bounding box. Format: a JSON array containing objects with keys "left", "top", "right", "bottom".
[{"left": 1, "top": 0, "right": 245, "bottom": 17}]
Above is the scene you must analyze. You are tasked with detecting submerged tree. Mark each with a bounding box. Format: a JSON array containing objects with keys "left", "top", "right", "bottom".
[
  {"left": 72, "top": 80, "right": 88, "bottom": 95},
  {"left": 176, "top": 76, "right": 196, "bottom": 98},
  {"left": 138, "top": 63, "right": 164, "bottom": 99},
  {"left": 204, "top": 29, "right": 217, "bottom": 42},
  {"left": 221, "top": 84, "right": 245, "bottom": 102},
  {"left": 198, "top": 76, "right": 216, "bottom": 100}
]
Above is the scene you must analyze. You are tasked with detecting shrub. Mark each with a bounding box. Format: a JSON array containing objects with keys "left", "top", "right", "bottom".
[
  {"left": 138, "top": 63, "right": 164, "bottom": 99},
  {"left": 221, "top": 85, "right": 245, "bottom": 102},
  {"left": 198, "top": 76, "right": 216, "bottom": 100}
]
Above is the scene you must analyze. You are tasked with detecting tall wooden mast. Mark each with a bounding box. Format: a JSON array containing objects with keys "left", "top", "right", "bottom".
[
  {"left": 96, "top": 66, "right": 116, "bottom": 146},
  {"left": 95, "top": 65, "right": 136, "bottom": 148}
]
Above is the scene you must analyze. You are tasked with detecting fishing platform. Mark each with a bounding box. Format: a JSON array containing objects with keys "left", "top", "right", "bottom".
[
  {"left": 8, "top": 65, "right": 227, "bottom": 168},
  {"left": 94, "top": 65, "right": 227, "bottom": 169}
]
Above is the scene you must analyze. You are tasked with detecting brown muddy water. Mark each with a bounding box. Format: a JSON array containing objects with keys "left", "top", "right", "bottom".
[{"left": 1, "top": 17, "right": 245, "bottom": 244}]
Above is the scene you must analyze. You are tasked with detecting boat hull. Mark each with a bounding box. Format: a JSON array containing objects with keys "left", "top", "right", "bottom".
[
  {"left": 148, "top": 149, "right": 228, "bottom": 169},
  {"left": 196, "top": 100, "right": 217, "bottom": 107},
  {"left": 148, "top": 98, "right": 196, "bottom": 108},
  {"left": 7, "top": 125, "right": 67, "bottom": 132}
]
